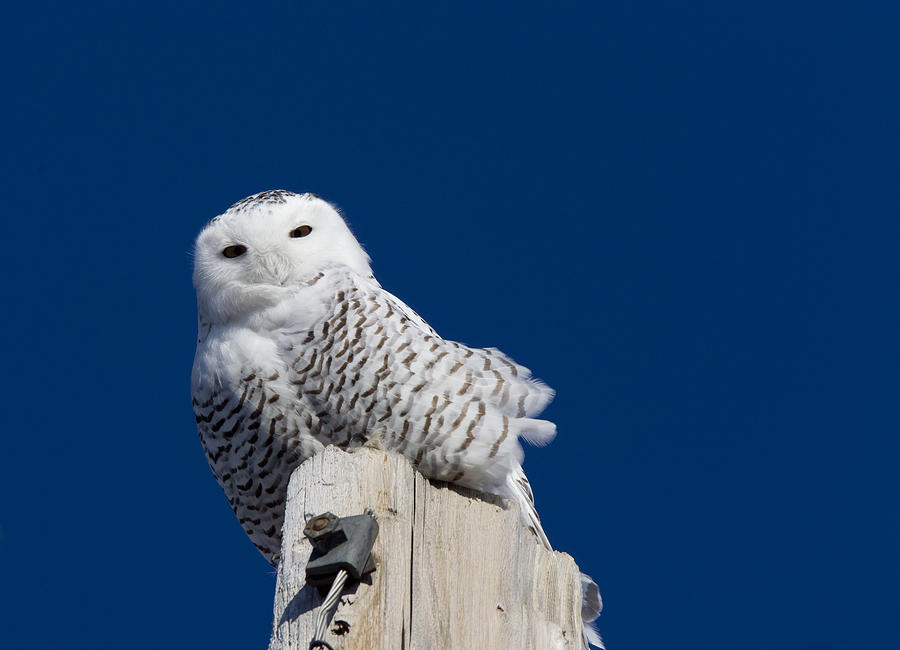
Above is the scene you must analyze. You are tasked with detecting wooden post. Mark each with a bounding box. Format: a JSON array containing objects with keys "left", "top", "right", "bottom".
[{"left": 268, "top": 446, "right": 584, "bottom": 650}]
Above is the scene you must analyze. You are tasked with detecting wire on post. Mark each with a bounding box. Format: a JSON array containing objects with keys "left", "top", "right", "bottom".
[{"left": 303, "top": 509, "right": 378, "bottom": 650}]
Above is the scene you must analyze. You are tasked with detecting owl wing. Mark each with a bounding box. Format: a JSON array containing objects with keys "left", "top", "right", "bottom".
[{"left": 277, "top": 268, "right": 555, "bottom": 524}]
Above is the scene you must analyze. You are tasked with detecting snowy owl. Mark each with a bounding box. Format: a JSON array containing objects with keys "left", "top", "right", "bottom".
[{"left": 191, "top": 190, "right": 602, "bottom": 647}]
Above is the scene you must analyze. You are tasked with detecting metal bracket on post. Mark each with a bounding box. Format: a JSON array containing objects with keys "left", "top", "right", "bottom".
[{"left": 303, "top": 510, "right": 378, "bottom": 589}]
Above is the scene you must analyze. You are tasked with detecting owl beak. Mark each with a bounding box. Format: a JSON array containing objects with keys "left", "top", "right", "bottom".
[{"left": 254, "top": 251, "right": 293, "bottom": 286}]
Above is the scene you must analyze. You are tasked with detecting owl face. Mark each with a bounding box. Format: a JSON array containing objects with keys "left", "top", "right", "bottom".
[{"left": 193, "top": 191, "right": 372, "bottom": 324}]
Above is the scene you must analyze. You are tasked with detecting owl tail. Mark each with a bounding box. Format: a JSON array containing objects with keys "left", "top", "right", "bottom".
[
  {"left": 580, "top": 573, "right": 604, "bottom": 649},
  {"left": 504, "top": 467, "right": 604, "bottom": 649}
]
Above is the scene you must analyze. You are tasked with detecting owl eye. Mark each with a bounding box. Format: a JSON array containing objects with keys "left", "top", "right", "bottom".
[
  {"left": 222, "top": 245, "right": 247, "bottom": 258},
  {"left": 290, "top": 225, "right": 312, "bottom": 238}
]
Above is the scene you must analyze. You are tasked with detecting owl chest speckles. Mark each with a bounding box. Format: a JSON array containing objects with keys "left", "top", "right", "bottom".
[
  {"left": 191, "top": 272, "right": 385, "bottom": 562},
  {"left": 192, "top": 364, "right": 307, "bottom": 563}
]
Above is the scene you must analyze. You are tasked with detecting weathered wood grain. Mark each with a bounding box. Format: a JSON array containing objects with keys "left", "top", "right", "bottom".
[{"left": 269, "top": 446, "right": 583, "bottom": 650}]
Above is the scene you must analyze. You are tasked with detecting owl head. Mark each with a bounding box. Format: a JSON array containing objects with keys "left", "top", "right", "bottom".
[{"left": 193, "top": 190, "right": 372, "bottom": 324}]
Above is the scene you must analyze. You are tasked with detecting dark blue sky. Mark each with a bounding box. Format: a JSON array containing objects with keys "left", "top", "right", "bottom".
[{"left": 2, "top": 2, "right": 897, "bottom": 649}]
